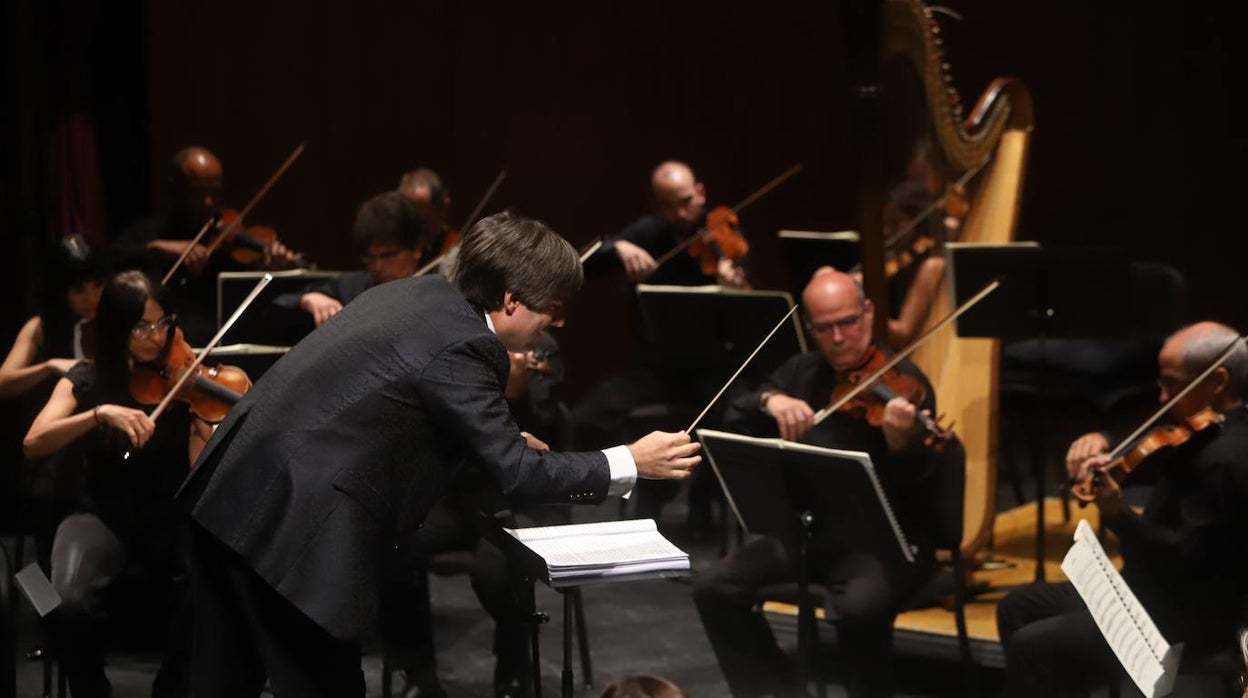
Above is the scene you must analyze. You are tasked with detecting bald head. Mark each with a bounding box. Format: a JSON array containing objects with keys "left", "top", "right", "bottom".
[
  {"left": 803, "top": 267, "right": 874, "bottom": 370},
  {"left": 650, "top": 160, "right": 705, "bottom": 229},
  {"left": 1159, "top": 321, "right": 1246, "bottom": 416},
  {"left": 170, "top": 146, "right": 223, "bottom": 220}
]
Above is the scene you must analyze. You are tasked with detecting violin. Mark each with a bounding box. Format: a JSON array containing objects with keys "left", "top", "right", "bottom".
[
  {"left": 685, "top": 205, "right": 749, "bottom": 280},
  {"left": 129, "top": 324, "right": 251, "bottom": 424},
  {"left": 1070, "top": 407, "right": 1223, "bottom": 503},
  {"left": 827, "top": 345, "right": 951, "bottom": 448},
  {"left": 211, "top": 208, "right": 305, "bottom": 270}
]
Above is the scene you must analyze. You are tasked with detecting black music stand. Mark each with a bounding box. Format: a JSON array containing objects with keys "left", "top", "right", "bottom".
[
  {"left": 697, "top": 428, "right": 915, "bottom": 691},
  {"left": 777, "top": 230, "right": 861, "bottom": 301},
  {"left": 947, "top": 242, "right": 1131, "bottom": 581},
  {"left": 483, "top": 520, "right": 688, "bottom": 698},
  {"left": 217, "top": 269, "right": 342, "bottom": 345},
  {"left": 634, "top": 285, "right": 806, "bottom": 381}
]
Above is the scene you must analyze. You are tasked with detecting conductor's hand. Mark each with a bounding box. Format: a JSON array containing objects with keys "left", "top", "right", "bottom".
[
  {"left": 628, "top": 430, "right": 701, "bottom": 480},
  {"left": 615, "top": 240, "right": 657, "bottom": 282},
  {"left": 1066, "top": 432, "right": 1110, "bottom": 480},
  {"left": 520, "top": 431, "right": 549, "bottom": 451},
  {"left": 766, "top": 394, "right": 814, "bottom": 442}
]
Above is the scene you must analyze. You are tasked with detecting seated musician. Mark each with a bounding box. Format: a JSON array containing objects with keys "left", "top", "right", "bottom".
[
  {"left": 22, "top": 270, "right": 212, "bottom": 698},
  {"left": 997, "top": 321, "right": 1248, "bottom": 697},
  {"left": 118, "top": 146, "right": 302, "bottom": 344},
  {"left": 398, "top": 167, "right": 456, "bottom": 265},
  {"left": 572, "top": 160, "right": 746, "bottom": 523},
  {"left": 272, "top": 191, "right": 424, "bottom": 333},
  {"left": 693, "top": 267, "right": 951, "bottom": 698}
]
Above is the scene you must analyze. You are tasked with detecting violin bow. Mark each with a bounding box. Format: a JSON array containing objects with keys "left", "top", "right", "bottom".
[
  {"left": 811, "top": 277, "right": 1001, "bottom": 426},
  {"left": 124, "top": 274, "right": 274, "bottom": 459},
  {"left": 1107, "top": 334, "right": 1247, "bottom": 460},
  {"left": 161, "top": 217, "right": 217, "bottom": 286},
  {"left": 415, "top": 168, "right": 507, "bottom": 276},
  {"left": 651, "top": 163, "right": 804, "bottom": 270},
  {"left": 684, "top": 304, "right": 801, "bottom": 434}
]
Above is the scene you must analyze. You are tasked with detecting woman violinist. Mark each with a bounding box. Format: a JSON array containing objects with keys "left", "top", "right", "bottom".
[
  {"left": 0, "top": 234, "right": 106, "bottom": 398},
  {"left": 22, "top": 270, "right": 209, "bottom": 698}
]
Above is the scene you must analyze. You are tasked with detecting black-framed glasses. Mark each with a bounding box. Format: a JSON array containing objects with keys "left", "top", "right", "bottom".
[
  {"left": 131, "top": 314, "right": 176, "bottom": 339},
  {"left": 806, "top": 312, "right": 864, "bottom": 335}
]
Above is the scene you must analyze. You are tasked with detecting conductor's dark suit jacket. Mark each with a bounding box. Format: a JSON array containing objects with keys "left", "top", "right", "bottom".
[{"left": 178, "top": 275, "right": 610, "bottom": 639}]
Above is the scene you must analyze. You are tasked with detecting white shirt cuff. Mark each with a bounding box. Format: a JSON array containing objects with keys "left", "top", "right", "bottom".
[{"left": 601, "top": 445, "right": 637, "bottom": 499}]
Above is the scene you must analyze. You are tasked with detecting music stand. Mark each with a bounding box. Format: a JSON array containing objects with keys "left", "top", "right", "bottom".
[
  {"left": 634, "top": 285, "right": 806, "bottom": 382},
  {"left": 777, "top": 230, "right": 861, "bottom": 301},
  {"left": 947, "top": 242, "right": 1132, "bottom": 581},
  {"left": 217, "top": 269, "right": 341, "bottom": 345},
  {"left": 697, "top": 428, "right": 915, "bottom": 689}
]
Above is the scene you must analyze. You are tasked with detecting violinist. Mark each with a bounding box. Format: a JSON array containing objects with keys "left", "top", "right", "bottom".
[
  {"left": 272, "top": 191, "right": 424, "bottom": 335},
  {"left": 694, "top": 267, "right": 954, "bottom": 698},
  {"left": 398, "top": 167, "right": 456, "bottom": 265},
  {"left": 998, "top": 321, "right": 1248, "bottom": 697},
  {"left": 571, "top": 160, "right": 746, "bottom": 525},
  {"left": 118, "top": 146, "right": 302, "bottom": 344},
  {"left": 22, "top": 270, "right": 209, "bottom": 698},
  {"left": 582, "top": 160, "right": 747, "bottom": 287}
]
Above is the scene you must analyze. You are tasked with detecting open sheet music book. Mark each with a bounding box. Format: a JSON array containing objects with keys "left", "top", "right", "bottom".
[
  {"left": 1061, "top": 519, "right": 1182, "bottom": 698},
  {"left": 505, "top": 519, "right": 689, "bottom": 583}
]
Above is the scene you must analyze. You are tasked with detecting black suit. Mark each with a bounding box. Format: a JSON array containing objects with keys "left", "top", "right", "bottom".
[{"left": 178, "top": 275, "right": 611, "bottom": 696}]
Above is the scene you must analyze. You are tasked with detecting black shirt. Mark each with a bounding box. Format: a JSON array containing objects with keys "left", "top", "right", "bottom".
[{"left": 587, "top": 211, "right": 727, "bottom": 287}]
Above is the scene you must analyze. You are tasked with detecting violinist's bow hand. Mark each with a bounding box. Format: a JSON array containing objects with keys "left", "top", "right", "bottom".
[{"left": 614, "top": 240, "right": 656, "bottom": 282}]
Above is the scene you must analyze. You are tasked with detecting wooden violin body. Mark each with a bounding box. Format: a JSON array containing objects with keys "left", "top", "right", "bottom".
[
  {"left": 129, "top": 326, "right": 251, "bottom": 423},
  {"left": 686, "top": 205, "right": 749, "bottom": 277},
  {"left": 829, "top": 346, "right": 951, "bottom": 448},
  {"left": 1070, "top": 407, "right": 1224, "bottom": 503}
]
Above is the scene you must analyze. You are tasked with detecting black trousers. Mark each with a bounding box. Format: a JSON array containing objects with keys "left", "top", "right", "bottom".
[
  {"left": 379, "top": 501, "right": 531, "bottom": 688},
  {"left": 996, "top": 582, "right": 1120, "bottom": 697},
  {"left": 188, "top": 523, "right": 364, "bottom": 698},
  {"left": 693, "top": 536, "right": 932, "bottom": 698},
  {"left": 47, "top": 512, "right": 190, "bottom": 698}
]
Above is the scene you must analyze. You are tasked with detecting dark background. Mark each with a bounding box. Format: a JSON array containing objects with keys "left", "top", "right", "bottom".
[{"left": 3, "top": 1, "right": 1247, "bottom": 518}]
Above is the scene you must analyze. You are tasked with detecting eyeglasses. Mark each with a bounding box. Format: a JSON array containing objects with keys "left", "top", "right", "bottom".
[
  {"left": 131, "top": 314, "right": 176, "bottom": 339},
  {"left": 806, "top": 312, "right": 864, "bottom": 335},
  {"left": 360, "top": 248, "right": 405, "bottom": 265}
]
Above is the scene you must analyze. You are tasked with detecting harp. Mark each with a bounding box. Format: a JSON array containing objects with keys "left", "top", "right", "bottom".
[{"left": 860, "top": 0, "right": 1035, "bottom": 559}]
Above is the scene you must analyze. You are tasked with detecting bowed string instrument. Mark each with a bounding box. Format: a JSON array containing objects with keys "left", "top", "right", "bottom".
[
  {"left": 415, "top": 168, "right": 507, "bottom": 276},
  {"left": 647, "top": 163, "right": 805, "bottom": 283},
  {"left": 123, "top": 274, "right": 274, "bottom": 459},
  {"left": 808, "top": 277, "right": 1002, "bottom": 447},
  {"left": 1069, "top": 334, "right": 1247, "bottom": 504},
  {"left": 162, "top": 144, "right": 306, "bottom": 286}
]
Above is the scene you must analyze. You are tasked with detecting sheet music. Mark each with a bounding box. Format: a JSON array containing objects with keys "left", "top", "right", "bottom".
[
  {"left": 1061, "top": 519, "right": 1181, "bottom": 698},
  {"left": 506, "top": 518, "right": 689, "bottom": 581}
]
